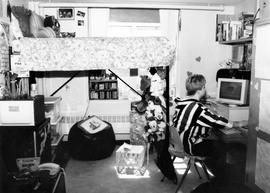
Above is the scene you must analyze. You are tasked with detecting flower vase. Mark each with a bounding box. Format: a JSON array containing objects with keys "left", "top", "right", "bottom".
[{"left": 10, "top": 81, "right": 18, "bottom": 99}]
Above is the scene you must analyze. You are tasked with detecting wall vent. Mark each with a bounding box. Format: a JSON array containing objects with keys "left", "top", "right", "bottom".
[{"left": 60, "top": 115, "right": 130, "bottom": 124}]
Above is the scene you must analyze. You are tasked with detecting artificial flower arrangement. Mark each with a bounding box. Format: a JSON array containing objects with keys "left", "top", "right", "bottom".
[
  {"left": 137, "top": 67, "right": 167, "bottom": 143},
  {"left": 143, "top": 100, "right": 166, "bottom": 143}
]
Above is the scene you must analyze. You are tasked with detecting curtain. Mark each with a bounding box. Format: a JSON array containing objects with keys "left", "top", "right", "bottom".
[{"left": 159, "top": 9, "right": 181, "bottom": 98}]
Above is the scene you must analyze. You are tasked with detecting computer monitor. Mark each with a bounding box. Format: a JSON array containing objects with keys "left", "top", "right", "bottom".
[{"left": 216, "top": 78, "right": 249, "bottom": 105}]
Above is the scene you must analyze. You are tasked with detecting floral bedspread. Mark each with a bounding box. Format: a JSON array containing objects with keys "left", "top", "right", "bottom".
[{"left": 19, "top": 37, "right": 175, "bottom": 71}]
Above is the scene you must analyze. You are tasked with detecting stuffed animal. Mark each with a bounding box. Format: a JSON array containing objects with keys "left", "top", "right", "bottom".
[{"left": 149, "top": 73, "right": 166, "bottom": 97}]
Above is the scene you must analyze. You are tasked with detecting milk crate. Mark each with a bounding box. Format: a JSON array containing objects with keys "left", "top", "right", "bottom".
[
  {"left": 115, "top": 143, "right": 147, "bottom": 175},
  {"left": 116, "top": 143, "right": 145, "bottom": 167}
]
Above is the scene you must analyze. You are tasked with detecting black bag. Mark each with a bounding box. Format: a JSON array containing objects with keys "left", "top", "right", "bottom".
[
  {"left": 44, "top": 15, "right": 61, "bottom": 37},
  {"left": 68, "top": 117, "right": 116, "bottom": 161}
]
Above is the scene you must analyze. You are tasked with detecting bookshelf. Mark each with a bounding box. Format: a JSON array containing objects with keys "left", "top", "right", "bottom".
[
  {"left": 88, "top": 70, "right": 118, "bottom": 100},
  {"left": 219, "top": 37, "right": 252, "bottom": 45},
  {"left": 216, "top": 13, "right": 254, "bottom": 43},
  {"left": 217, "top": 13, "right": 254, "bottom": 71}
]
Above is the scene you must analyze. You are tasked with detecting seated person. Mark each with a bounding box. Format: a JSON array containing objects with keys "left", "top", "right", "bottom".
[{"left": 172, "top": 74, "right": 233, "bottom": 159}]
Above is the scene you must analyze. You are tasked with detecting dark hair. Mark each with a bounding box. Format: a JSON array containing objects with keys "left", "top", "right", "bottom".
[{"left": 185, "top": 74, "right": 206, "bottom": 96}]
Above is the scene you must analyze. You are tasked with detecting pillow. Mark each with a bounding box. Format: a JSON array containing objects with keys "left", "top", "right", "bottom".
[
  {"left": 44, "top": 15, "right": 61, "bottom": 37},
  {"left": 11, "top": 6, "right": 32, "bottom": 37},
  {"left": 30, "top": 12, "right": 44, "bottom": 37},
  {"left": 30, "top": 12, "right": 56, "bottom": 38},
  {"left": 36, "top": 27, "right": 56, "bottom": 38}
]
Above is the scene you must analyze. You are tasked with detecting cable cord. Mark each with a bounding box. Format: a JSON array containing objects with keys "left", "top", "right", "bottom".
[{"left": 82, "top": 99, "right": 90, "bottom": 120}]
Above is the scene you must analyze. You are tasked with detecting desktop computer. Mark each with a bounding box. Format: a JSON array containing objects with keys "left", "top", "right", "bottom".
[{"left": 207, "top": 100, "right": 249, "bottom": 127}]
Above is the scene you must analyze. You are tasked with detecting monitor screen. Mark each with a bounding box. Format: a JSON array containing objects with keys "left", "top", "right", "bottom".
[
  {"left": 219, "top": 81, "right": 242, "bottom": 100},
  {"left": 217, "top": 78, "right": 249, "bottom": 105}
]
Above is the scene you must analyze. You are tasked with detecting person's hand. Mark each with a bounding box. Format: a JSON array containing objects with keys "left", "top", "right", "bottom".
[{"left": 225, "top": 122, "right": 233, "bottom": 129}]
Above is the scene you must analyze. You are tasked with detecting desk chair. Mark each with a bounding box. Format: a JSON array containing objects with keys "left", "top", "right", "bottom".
[{"left": 162, "top": 126, "right": 211, "bottom": 193}]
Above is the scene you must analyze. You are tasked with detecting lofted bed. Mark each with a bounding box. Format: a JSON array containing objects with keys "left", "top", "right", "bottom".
[
  {"left": 16, "top": 36, "right": 177, "bottom": 180},
  {"left": 17, "top": 36, "right": 175, "bottom": 71},
  {"left": 14, "top": 36, "right": 176, "bottom": 142}
]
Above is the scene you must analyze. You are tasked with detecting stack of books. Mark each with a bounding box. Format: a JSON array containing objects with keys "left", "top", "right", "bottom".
[
  {"left": 239, "top": 12, "right": 254, "bottom": 38},
  {"left": 216, "top": 13, "right": 254, "bottom": 42}
]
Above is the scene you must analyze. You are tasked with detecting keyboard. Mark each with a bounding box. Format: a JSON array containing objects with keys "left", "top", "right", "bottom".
[{"left": 220, "top": 128, "right": 241, "bottom": 135}]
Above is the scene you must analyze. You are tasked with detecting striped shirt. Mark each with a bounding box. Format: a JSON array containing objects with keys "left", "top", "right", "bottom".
[{"left": 172, "top": 97, "right": 231, "bottom": 155}]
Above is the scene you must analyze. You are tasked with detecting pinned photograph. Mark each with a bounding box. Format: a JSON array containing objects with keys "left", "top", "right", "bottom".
[
  {"left": 58, "top": 8, "right": 74, "bottom": 19},
  {"left": 78, "top": 20, "right": 84, "bottom": 26},
  {"left": 77, "top": 10, "right": 85, "bottom": 17}
]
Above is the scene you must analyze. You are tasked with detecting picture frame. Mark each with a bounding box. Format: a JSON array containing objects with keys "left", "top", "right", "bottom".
[{"left": 57, "top": 8, "right": 74, "bottom": 20}]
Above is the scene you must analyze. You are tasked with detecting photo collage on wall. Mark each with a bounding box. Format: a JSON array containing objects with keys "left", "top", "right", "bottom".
[
  {"left": 77, "top": 10, "right": 85, "bottom": 27},
  {"left": 58, "top": 8, "right": 76, "bottom": 38},
  {"left": 58, "top": 9, "right": 86, "bottom": 37}
]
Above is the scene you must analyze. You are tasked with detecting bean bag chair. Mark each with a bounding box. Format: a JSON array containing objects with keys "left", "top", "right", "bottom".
[{"left": 68, "top": 116, "right": 116, "bottom": 160}]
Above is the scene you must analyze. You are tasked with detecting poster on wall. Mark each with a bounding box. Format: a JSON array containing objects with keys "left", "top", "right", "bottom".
[
  {"left": 255, "top": 24, "right": 270, "bottom": 79},
  {"left": 10, "top": 54, "right": 29, "bottom": 77},
  {"left": 58, "top": 8, "right": 74, "bottom": 20},
  {"left": 259, "top": 80, "right": 270, "bottom": 135}
]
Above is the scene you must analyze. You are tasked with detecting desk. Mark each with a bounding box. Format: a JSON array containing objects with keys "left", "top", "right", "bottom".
[
  {"left": 206, "top": 127, "right": 248, "bottom": 183},
  {"left": 212, "top": 127, "right": 248, "bottom": 145},
  {"left": 205, "top": 100, "right": 249, "bottom": 127}
]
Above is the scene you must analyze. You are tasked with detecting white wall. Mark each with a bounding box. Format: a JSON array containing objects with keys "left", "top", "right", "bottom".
[
  {"left": 176, "top": 10, "right": 232, "bottom": 98},
  {"left": 41, "top": 71, "right": 89, "bottom": 117},
  {"left": 234, "top": 0, "right": 257, "bottom": 15}
]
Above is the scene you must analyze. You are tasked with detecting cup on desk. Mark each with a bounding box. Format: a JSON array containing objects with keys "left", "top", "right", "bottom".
[{"left": 30, "top": 84, "right": 38, "bottom": 97}]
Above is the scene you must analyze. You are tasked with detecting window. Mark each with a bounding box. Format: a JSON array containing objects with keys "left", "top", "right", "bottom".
[{"left": 108, "top": 9, "right": 161, "bottom": 37}]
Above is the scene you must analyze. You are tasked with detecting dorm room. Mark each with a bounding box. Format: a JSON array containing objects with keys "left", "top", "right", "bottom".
[{"left": 0, "top": 0, "right": 270, "bottom": 193}]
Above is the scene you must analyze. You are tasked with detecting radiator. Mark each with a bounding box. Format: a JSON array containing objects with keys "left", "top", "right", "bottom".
[{"left": 60, "top": 114, "right": 130, "bottom": 140}]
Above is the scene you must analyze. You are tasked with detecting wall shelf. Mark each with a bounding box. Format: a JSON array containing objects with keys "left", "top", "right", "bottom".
[
  {"left": 219, "top": 37, "right": 253, "bottom": 45},
  {"left": 88, "top": 70, "right": 118, "bottom": 100}
]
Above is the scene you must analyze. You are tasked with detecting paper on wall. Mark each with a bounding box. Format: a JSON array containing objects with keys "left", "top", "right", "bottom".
[
  {"left": 259, "top": 80, "right": 270, "bottom": 135},
  {"left": 254, "top": 24, "right": 270, "bottom": 79}
]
